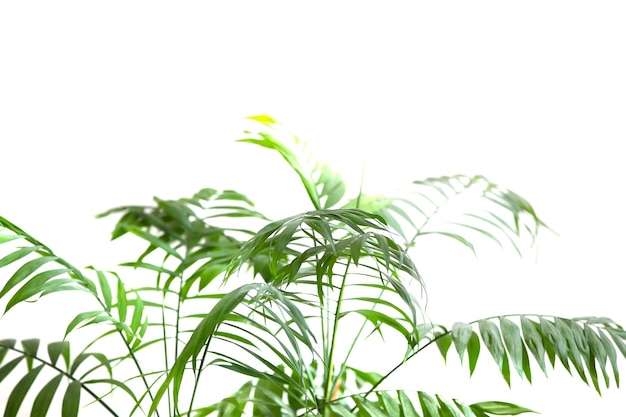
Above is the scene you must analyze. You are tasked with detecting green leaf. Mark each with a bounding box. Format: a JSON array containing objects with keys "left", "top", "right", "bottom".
[
  {"left": 71, "top": 352, "right": 111, "bottom": 377},
  {"left": 520, "top": 317, "right": 546, "bottom": 375},
  {"left": 21, "top": 338, "right": 40, "bottom": 370},
  {"left": 4, "top": 268, "right": 71, "bottom": 312},
  {"left": 94, "top": 269, "right": 112, "bottom": 311},
  {"left": 31, "top": 374, "right": 63, "bottom": 417},
  {"left": 418, "top": 392, "right": 440, "bottom": 417},
  {"left": 377, "top": 391, "right": 400, "bottom": 416},
  {"left": 351, "top": 309, "right": 411, "bottom": 341},
  {"left": 0, "top": 246, "right": 42, "bottom": 269},
  {"left": 436, "top": 333, "right": 452, "bottom": 362},
  {"left": 130, "top": 296, "right": 144, "bottom": 337},
  {"left": 62, "top": 380, "right": 81, "bottom": 417},
  {"left": 499, "top": 317, "right": 524, "bottom": 378},
  {"left": 328, "top": 404, "right": 356, "bottom": 417},
  {"left": 598, "top": 329, "right": 620, "bottom": 387},
  {"left": 471, "top": 401, "right": 536, "bottom": 415},
  {"left": 65, "top": 311, "right": 103, "bottom": 337},
  {"left": 398, "top": 391, "right": 419, "bottom": 417},
  {"left": 117, "top": 278, "right": 128, "bottom": 323},
  {"left": 555, "top": 318, "right": 587, "bottom": 383},
  {"left": 0, "top": 234, "right": 21, "bottom": 244},
  {"left": 540, "top": 317, "right": 569, "bottom": 372},
  {"left": 354, "top": 396, "right": 388, "bottom": 417},
  {"left": 585, "top": 324, "right": 609, "bottom": 390},
  {"left": 451, "top": 322, "right": 473, "bottom": 362},
  {"left": 0, "top": 255, "right": 58, "bottom": 298},
  {"left": 347, "top": 367, "right": 383, "bottom": 389},
  {"left": 0, "top": 357, "right": 23, "bottom": 384},
  {"left": 252, "top": 377, "right": 283, "bottom": 417},
  {"left": 0, "top": 339, "right": 16, "bottom": 364},
  {"left": 125, "top": 227, "right": 183, "bottom": 260},
  {"left": 83, "top": 378, "right": 138, "bottom": 403},
  {"left": 467, "top": 332, "right": 481, "bottom": 376},
  {"left": 479, "top": 320, "right": 506, "bottom": 373},
  {"left": 47, "top": 341, "right": 69, "bottom": 367},
  {"left": 4, "top": 365, "right": 44, "bottom": 417}
]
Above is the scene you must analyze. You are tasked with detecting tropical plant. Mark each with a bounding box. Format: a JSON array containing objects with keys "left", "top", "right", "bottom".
[{"left": 1, "top": 115, "right": 624, "bottom": 417}]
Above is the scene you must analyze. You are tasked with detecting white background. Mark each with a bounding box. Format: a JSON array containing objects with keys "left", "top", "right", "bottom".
[{"left": 1, "top": 1, "right": 625, "bottom": 416}]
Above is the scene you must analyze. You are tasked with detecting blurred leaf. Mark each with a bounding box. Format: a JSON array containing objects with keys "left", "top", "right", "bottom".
[
  {"left": 499, "top": 317, "right": 525, "bottom": 378},
  {"left": 471, "top": 401, "right": 536, "bottom": 415},
  {"left": 4, "top": 365, "right": 44, "bottom": 417},
  {"left": 31, "top": 374, "right": 63, "bottom": 417},
  {"left": 451, "top": 322, "right": 473, "bottom": 363},
  {"left": 0, "top": 246, "right": 42, "bottom": 269},
  {"left": 479, "top": 320, "right": 506, "bottom": 374},
  {"left": 47, "top": 341, "right": 69, "bottom": 367},
  {"left": 21, "top": 339, "right": 40, "bottom": 370},
  {"left": 61, "top": 380, "right": 81, "bottom": 417},
  {"left": 0, "top": 357, "right": 23, "bottom": 384}
]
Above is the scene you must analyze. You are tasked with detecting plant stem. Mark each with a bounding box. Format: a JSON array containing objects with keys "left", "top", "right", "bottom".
[{"left": 323, "top": 258, "right": 352, "bottom": 415}]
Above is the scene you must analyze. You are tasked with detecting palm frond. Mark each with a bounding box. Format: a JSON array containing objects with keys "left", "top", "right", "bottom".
[
  {"left": 238, "top": 115, "right": 347, "bottom": 210},
  {"left": 0, "top": 338, "right": 135, "bottom": 417},
  {"left": 344, "top": 175, "right": 548, "bottom": 255},
  {"left": 433, "top": 315, "right": 626, "bottom": 394}
]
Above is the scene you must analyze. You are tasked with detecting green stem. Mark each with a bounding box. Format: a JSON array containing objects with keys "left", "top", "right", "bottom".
[
  {"left": 323, "top": 258, "right": 352, "bottom": 413},
  {"left": 160, "top": 287, "right": 173, "bottom": 417}
]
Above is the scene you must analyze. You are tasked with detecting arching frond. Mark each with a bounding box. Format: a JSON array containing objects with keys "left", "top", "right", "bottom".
[
  {"left": 0, "top": 338, "right": 135, "bottom": 417},
  {"left": 433, "top": 315, "right": 626, "bottom": 394},
  {"left": 239, "top": 115, "right": 347, "bottom": 211},
  {"left": 344, "top": 175, "right": 548, "bottom": 255}
]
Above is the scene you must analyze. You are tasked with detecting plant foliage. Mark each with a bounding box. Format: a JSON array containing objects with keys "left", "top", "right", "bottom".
[{"left": 0, "top": 116, "right": 623, "bottom": 416}]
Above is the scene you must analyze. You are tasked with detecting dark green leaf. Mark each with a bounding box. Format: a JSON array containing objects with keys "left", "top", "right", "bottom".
[
  {"left": 4, "top": 365, "right": 44, "bottom": 417},
  {"left": 47, "top": 341, "right": 69, "bottom": 367},
  {"left": 520, "top": 317, "right": 546, "bottom": 375},
  {"left": 0, "top": 339, "right": 16, "bottom": 364},
  {"left": 21, "top": 338, "right": 40, "bottom": 370},
  {"left": 0, "top": 357, "right": 23, "bottom": 384},
  {"left": 539, "top": 317, "right": 569, "bottom": 372},
  {"left": 467, "top": 332, "right": 481, "bottom": 376},
  {"left": 436, "top": 333, "right": 452, "bottom": 363},
  {"left": 31, "top": 374, "right": 63, "bottom": 417},
  {"left": 62, "top": 380, "right": 81, "bottom": 417}
]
